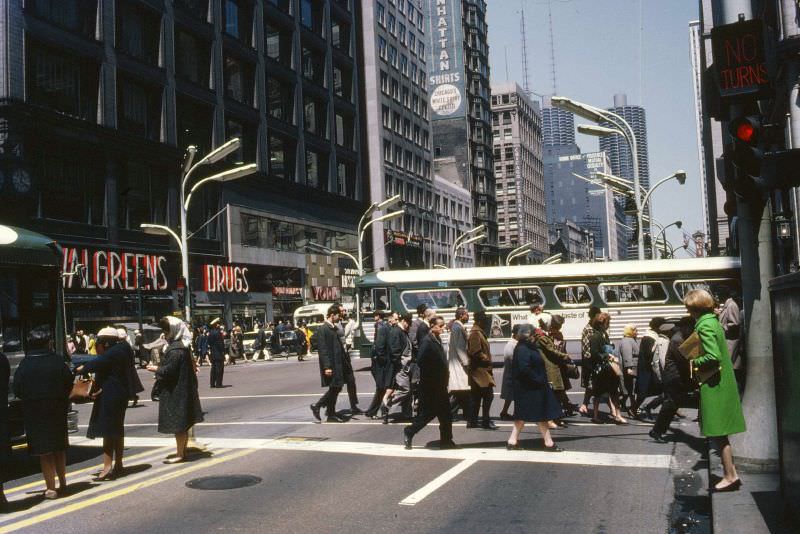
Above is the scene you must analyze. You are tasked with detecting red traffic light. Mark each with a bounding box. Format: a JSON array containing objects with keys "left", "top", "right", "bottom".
[{"left": 729, "top": 116, "right": 760, "bottom": 145}]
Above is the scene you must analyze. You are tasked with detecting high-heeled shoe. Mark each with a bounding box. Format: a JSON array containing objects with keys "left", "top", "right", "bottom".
[
  {"left": 542, "top": 443, "right": 564, "bottom": 452},
  {"left": 93, "top": 470, "right": 115, "bottom": 481},
  {"left": 713, "top": 479, "right": 742, "bottom": 492},
  {"left": 506, "top": 442, "right": 521, "bottom": 450}
]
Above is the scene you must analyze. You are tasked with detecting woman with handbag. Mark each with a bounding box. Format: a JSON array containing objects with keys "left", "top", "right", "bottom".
[
  {"left": 75, "top": 327, "right": 133, "bottom": 480},
  {"left": 617, "top": 324, "right": 639, "bottom": 411},
  {"left": 12, "top": 327, "right": 73, "bottom": 499},
  {"left": 589, "top": 313, "right": 627, "bottom": 425},
  {"left": 684, "top": 289, "right": 746, "bottom": 492},
  {"left": 147, "top": 317, "right": 204, "bottom": 464},
  {"left": 533, "top": 313, "right": 574, "bottom": 427},
  {"left": 550, "top": 315, "right": 579, "bottom": 416},
  {"left": 506, "top": 324, "right": 564, "bottom": 451}
]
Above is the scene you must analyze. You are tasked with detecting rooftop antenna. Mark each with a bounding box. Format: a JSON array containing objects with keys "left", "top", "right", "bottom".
[
  {"left": 520, "top": 1, "right": 531, "bottom": 94},
  {"left": 547, "top": 0, "right": 557, "bottom": 95}
]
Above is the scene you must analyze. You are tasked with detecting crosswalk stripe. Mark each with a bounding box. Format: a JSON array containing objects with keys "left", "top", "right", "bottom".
[
  {"left": 0, "top": 448, "right": 252, "bottom": 534},
  {"left": 399, "top": 459, "right": 477, "bottom": 506}
]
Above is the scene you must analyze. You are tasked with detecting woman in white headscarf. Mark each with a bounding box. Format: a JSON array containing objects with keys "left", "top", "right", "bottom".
[{"left": 146, "top": 317, "right": 203, "bottom": 463}]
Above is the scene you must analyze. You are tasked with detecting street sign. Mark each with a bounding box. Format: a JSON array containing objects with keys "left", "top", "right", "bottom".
[{"left": 711, "top": 19, "right": 771, "bottom": 100}]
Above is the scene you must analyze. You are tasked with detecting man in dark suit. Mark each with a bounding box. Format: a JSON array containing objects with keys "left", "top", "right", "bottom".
[
  {"left": 403, "top": 316, "right": 457, "bottom": 450},
  {"left": 310, "top": 305, "right": 349, "bottom": 423},
  {"left": 208, "top": 319, "right": 226, "bottom": 388},
  {"left": 365, "top": 311, "right": 391, "bottom": 418}
]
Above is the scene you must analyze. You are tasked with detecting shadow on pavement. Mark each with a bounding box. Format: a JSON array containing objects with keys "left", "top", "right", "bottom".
[{"left": 751, "top": 491, "right": 795, "bottom": 534}]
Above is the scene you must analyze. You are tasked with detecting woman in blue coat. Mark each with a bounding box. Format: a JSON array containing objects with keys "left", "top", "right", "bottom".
[
  {"left": 75, "top": 327, "right": 132, "bottom": 480},
  {"left": 506, "top": 324, "right": 564, "bottom": 451}
]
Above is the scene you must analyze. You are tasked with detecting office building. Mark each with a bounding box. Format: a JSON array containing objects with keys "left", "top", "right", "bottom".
[
  {"left": 598, "top": 93, "right": 651, "bottom": 258},
  {"left": 542, "top": 97, "right": 575, "bottom": 147},
  {"left": 360, "top": 0, "right": 434, "bottom": 270},
  {"left": 0, "top": 0, "right": 366, "bottom": 329},
  {"left": 491, "top": 82, "right": 547, "bottom": 261},
  {"left": 543, "top": 147, "right": 625, "bottom": 261},
  {"left": 425, "top": 0, "right": 497, "bottom": 265},
  {"left": 431, "top": 175, "right": 474, "bottom": 267}
]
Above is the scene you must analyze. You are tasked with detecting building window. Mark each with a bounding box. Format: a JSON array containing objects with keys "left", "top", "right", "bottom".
[
  {"left": 378, "top": 36, "right": 387, "bottom": 60},
  {"left": 302, "top": 46, "right": 325, "bottom": 86},
  {"left": 331, "top": 19, "right": 350, "bottom": 55},
  {"left": 300, "top": 0, "right": 322, "bottom": 33},
  {"left": 332, "top": 65, "right": 352, "bottom": 100},
  {"left": 118, "top": 161, "right": 168, "bottom": 230},
  {"left": 224, "top": 0, "right": 253, "bottom": 44},
  {"left": 337, "top": 160, "right": 355, "bottom": 198},
  {"left": 225, "top": 118, "right": 257, "bottom": 162},
  {"left": 303, "top": 95, "right": 326, "bottom": 137},
  {"left": 174, "top": 0, "right": 209, "bottom": 21},
  {"left": 305, "top": 149, "right": 327, "bottom": 190},
  {"left": 335, "top": 112, "right": 353, "bottom": 149},
  {"left": 265, "top": 22, "right": 292, "bottom": 66},
  {"left": 26, "top": 41, "right": 99, "bottom": 122},
  {"left": 175, "top": 29, "right": 211, "bottom": 86},
  {"left": 28, "top": 0, "right": 97, "bottom": 39},
  {"left": 117, "top": 76, "right": 161, "bottom": 141},
  {"left": 224, "top": 55, "right": 254, "bottom": 105},
  {"left": 269, "top": 134, "right": 296, "bottom": 181},
  {"left": 116, "top": 1, "right": 161, "bottom": 65},
  {"left": 176, "top": 96, "right": 213, "bottom": 155},
  {"left": 267, "top": 0, "right": 291, "bottom": 14},
  {"left": 32, "top": 147, "right": 104, "bottom": 224},
  {"left": 377, "top": 3, "right": 385, "bottom": 26},
  {"left": 267, "top": 76, "right": 294, "bottom": 123}
]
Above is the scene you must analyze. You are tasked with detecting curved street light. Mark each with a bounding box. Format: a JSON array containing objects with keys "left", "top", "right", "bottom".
[
  {"left": 653, "top": 220, "right": 682, "bottom": 259},
  {"left": 505, "top": 243, "right": 534, "bottom": 266},
  {"left": 451, "top": 225, "right": 486, "bottom": 267}
]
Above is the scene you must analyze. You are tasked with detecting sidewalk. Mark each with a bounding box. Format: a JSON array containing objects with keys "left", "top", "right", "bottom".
[{"left": 708, "top": 446, "right": 794, "bottom": 533}]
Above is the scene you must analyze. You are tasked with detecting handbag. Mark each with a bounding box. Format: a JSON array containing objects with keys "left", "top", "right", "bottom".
[
  {"left": 69, "top": 376, "right": 97, "bottom": 404},
  {"left": 564, "top": 362, "right": 580, "bottom": 380}
]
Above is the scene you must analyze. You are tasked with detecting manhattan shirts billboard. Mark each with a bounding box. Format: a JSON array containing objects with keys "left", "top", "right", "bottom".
[{"left": 425, "top": 0, "right": 466, "bottom": 120}]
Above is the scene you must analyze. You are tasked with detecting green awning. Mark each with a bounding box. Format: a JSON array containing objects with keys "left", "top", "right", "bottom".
[{"left": 0, "top": 225, "right": 61, "bottom": 267}]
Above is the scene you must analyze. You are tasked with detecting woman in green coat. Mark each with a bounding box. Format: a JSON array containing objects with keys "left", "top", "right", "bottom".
[{"left": 684, "top": 289, "right": 746, "bottom": 492}]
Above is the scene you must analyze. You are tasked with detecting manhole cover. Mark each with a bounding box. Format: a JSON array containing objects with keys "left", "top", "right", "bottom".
[{"left": 186, "top": 475, "right": 262, "bottom": 491}]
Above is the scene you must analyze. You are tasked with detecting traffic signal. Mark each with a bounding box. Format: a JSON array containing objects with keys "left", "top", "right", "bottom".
[{"left": 728, "top": 115, "right": 763, "bottom": 176}]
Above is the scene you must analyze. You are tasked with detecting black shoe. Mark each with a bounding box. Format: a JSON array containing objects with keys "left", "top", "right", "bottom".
[
  {"left": 649, "top": 429, "right": 669, "bottom": 443},
  {"left": 466, "top": 421, "right": 478, "bottom": 429},
  {"left": 310, "top": 404, "right": 321, "bottom": 422},
  {"left": 350, "top": 407, "right": 365, "bottom": 415},
  {"left": 439, "top": 440, "right": 460, "bottom": 450},
  {"left": 403, "top": 429, "right": 413, "bottom": 450},
  {"left": 326, "top": 415, "right": 346, "bottom": 423},
  {"left": 543, "top": 443, "right": 564, "bottom": 452},
  {"left": 499, "top": 413, "right": 514, "bottom": 421},
  {"left": 506, "top": 442, "right": 522, "bottom": 450},
  {"left": 713, "top": 479, "right": 742, "bottom": 492},
  {"left": 481, "top": 420, "right": 499, "bottom": 430}
]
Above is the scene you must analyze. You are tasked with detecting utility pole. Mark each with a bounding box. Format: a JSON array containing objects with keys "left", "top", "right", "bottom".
[{"left": 712, "top": 0, "right": 778, "bottom": 470}]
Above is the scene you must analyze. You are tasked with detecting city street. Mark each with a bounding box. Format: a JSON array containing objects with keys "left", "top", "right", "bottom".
[{"left": 2, "top": 356, "right": 711, "bottom": 534}]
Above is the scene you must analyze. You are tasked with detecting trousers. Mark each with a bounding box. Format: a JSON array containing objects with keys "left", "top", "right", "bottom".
[
  {"left": 653, "top": 383, "right": 685, "bottom": 435},
  {"left": 344, "top": 372, "right": 359, "bottom": 409},
  {"left": 315, "top": 385, "right": 342, "bottom": 417},
  {"left": 210, "top": 359, "right": 224, "bottom": 387},
  {"left": 470, "top": 383, "right": 493, "bottom": 423},
  {"left": 405, "top": 392, "right": 452, "bottom": 442}
]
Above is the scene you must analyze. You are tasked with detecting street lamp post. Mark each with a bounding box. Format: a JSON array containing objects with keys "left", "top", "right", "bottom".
[
  {"left": 653, "top": 220, "right": 682, "bottom": 259},
  {"left": 451, "top": 225, "right": 486, "bottom": 268},
  {"left": 505, "top": 243, "right": 533, "bottom": 266},
  {"left": 143, "top": 139, "right": 257, "bottom": 324}
]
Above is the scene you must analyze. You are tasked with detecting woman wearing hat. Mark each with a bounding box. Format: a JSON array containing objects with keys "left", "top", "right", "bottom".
[
  {"left": 147, "top": 317, "right": 204, "bottom": 463},
  {"left": 75, "top": 327, "right": 133, "bottom": 480}
]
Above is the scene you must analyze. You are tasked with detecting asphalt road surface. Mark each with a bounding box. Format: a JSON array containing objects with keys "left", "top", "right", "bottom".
[{"left": 2, "top": 355, "right": 711, "bottom": 534}]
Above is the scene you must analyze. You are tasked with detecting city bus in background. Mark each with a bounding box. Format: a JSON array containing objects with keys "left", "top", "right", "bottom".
[
  {"left": 0, "top": 224, "right": 67, "bottom": 437},
  {"left": 354, "top": 256, "right": 741, "bottom": 358}
]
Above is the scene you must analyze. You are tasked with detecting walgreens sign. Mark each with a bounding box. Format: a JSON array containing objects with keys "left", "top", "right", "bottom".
[{"left": 62, "top": 247, "right": 169, "bottom": 291}]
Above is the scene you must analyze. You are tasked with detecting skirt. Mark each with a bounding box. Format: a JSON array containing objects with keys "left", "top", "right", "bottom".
[{"left": 22, "top": 399, "right": 69, "bottom": 455}]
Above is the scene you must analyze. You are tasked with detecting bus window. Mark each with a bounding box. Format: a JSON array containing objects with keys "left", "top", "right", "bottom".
[
  {"left": 478, "top": 286, "right": 545, "bottom": 308},
  {"left": 599, "top": 281, "right": 667, "bottom": 305},
  {"left": 400, "top": 289, "right": 464, "bottom": 312},
  {"left": 359, "top": 288, "right": 389, "bottom": 313},
  {"left": 0, "top": 274, "right": 21, "bottom": 352},
  {"left": 674, "top": 279, "right": 738, "bottom": 302},
  {"left": 554, "top": 284, "right": 593, "bottom": 306}
]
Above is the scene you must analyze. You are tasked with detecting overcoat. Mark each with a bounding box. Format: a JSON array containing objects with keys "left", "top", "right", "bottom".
[
  {"left": 693, "top": 313, "right": 746, "bottom": 437},
  {"left": 208, "top": 328, "right": 226, "bottom": 361},
  {"left": 534, "top": 329, "right": 572, "bottom": 391},
  {"left": 447, "top": 320, "right": 470, "bottom": 392},
  {"left": 511, "top": 339, "right": 563, "bottom": 422},
  {"left": 467, "top": 323, "right": 495, "bottom": 388},
  {"left": 317, "top": 321, "right": 351, "bottom": 388},
  {"left": 82, "top": 342, "right": 131, "bottom": 439},
  {"left": 371, "top": 320, "right": 397, "bottom": 389},
  {"left": 417, "top": 333, "right": 449, "bottom": 407},
  {"left": 500, "top": 338, "right": 516, "bottom": 400},
  {"left": 155, "top": 343, "right": 204, "bottom": 434}
]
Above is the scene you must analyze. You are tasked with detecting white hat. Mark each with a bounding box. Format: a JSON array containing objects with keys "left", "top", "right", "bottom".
[
  {"left": 116, "top": 328, "right": 128, "bottom": 340},
  {"left": 97, "top": 326, "right": 118, "bottom": 338},
  {"left": 210, "top": 318, "right": 220, "bottom": 326}
]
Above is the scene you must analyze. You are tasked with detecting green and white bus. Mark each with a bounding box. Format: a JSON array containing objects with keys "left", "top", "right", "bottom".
[
  {"left": 354, "top": 256, "right": 741, "bottom": 357},
  {"left": 0, "top": 224, "right": 66, "bottom": 437}
]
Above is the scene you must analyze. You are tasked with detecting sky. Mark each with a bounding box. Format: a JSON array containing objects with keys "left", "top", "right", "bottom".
[{"left": 486, "top": 0, "right": 702, "bottom": 255}]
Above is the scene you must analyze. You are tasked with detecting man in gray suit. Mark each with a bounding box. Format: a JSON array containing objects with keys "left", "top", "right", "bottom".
[{"left": 448, "top": 307, "right": 473, "bottom": 424}]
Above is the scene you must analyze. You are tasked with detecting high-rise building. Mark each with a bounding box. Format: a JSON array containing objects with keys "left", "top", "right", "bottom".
[
  {"left": 425, "top": 0, "right": 497, "bottom": 265},
  {"left": 491, "top": 82, "right": 547, "bottom": 261},
  {"left": 360, "top": 0, "right": 434, "bottom": 270},
  {"left": 690, "top": 17, "right": 731, "bottom": 255},
  {"left": 542, "top": 97, "right": 575, "bottom": 147},
  {"left": 0, "top": 0, "right": 366, "bottom": 328},
  {"left": 543, "top": 147, "right": 625, "bottom": 261},
  {"left": 598, "top": 93, "right": 651, "bottom": 258}
]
